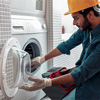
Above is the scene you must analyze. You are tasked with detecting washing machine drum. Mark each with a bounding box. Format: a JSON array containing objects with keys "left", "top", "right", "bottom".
[{"left": 0, "top": 38, "right": 31, "bottom": 98}]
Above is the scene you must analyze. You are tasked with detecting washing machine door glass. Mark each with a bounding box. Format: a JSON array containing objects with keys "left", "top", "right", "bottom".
[
  {"left": 20, "top": 49, "right": 31, "bottom": 83},
  {"left": 12, "top": 47, "right": 31, "bottom": 87},
  {"left": 0, "top": 38, "right": 31, "bottom": 98}
]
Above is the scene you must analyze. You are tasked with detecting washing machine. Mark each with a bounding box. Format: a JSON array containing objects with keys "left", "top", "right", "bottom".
[{"left": 11, "top": 15, "right": 48, "bottom": 100}]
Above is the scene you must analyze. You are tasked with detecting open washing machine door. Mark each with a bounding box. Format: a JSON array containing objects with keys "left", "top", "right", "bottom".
[{"left": 0, "top": 38, "right": 31, "bottom": 98}]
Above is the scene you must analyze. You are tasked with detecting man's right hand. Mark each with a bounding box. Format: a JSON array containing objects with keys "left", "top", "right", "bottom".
[
  {"left": 19, "top": 76, "right": 52, "bottom": 91},
  {"left": 31, "top": 56, "right": 45, "bottom": 70}
]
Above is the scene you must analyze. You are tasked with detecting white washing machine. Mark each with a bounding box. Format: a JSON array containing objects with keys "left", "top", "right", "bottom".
[{"left": 11, "top": 15, "right": 48, "bottom": 100}]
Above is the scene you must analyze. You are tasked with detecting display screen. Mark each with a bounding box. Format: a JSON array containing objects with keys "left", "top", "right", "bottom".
[{"left": 36, "top": 0, "right": 43, "bottom": 11}]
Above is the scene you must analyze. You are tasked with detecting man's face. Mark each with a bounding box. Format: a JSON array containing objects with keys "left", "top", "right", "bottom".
[{"left": 72, "top": 12, "right": 92, "bottom": 31}]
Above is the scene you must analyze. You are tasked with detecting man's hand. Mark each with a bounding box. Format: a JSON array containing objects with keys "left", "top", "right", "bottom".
[
  {"left": 31, "top": 56, "right": 45, "bottom": 70},
  {"left": 19, "top": 76, "right": 52, "bottom": 91}
]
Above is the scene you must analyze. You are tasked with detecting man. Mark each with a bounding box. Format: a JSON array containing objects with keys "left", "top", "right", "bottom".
[{"left": 20, "top": 0, "right": 100, "bottom": 100}]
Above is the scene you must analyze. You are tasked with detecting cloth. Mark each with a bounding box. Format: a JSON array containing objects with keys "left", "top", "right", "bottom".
[
  {"left": 42, "top": 67, "right": 76, "bottom": 100},
  {"left": 57, "top": 24, "right": 100, "bottom": 100}
]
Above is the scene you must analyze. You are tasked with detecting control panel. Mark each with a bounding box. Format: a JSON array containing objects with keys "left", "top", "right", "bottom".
[{"left": 11, "top": 0, "right": 45, "bottom": 17}]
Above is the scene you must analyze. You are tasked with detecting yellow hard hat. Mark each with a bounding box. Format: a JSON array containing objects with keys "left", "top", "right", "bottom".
[{"left": 64, "top": 0, "right": 100, "bottom": 15}]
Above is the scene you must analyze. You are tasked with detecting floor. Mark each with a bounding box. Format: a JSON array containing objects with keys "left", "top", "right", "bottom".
[{"left": 41, "top": 96, "right": 51, "bottom": 100}]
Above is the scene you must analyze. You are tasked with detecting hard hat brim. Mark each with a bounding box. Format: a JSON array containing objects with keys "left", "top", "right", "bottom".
[
  {"left": 64, "top": 11, "right": 70, "bottom": 15},
  {"left": 64, "top": 0, "right": 100, "bottom": 15}
]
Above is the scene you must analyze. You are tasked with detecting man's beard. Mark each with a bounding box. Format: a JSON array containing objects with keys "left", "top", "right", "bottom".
[{"left": 81, "top": 17, "right": 92, "bottom": 31}]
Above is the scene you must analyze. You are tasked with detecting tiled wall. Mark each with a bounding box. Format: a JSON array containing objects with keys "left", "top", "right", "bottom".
[
  {"left": 0, "top": 0, "right": 11, "bottom": 100},
  {"left": 46, "top": 0, "right": 82, "bottom": 69}
]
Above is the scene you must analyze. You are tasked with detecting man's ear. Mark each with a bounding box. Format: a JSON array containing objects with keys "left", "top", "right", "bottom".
[{"left": 87, "top": 10, "right": 94, "bottom": 19}]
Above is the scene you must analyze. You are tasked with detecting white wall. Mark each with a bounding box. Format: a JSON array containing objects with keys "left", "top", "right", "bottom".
[
  {"left": 54, "top": 0, "right": 78, "bottom": 33},
  {"left": 63, "top": 0, "right": 78, "bottom": 33},
  {"left": 53, "top": 0, "right": 82, "bottom": 68}
]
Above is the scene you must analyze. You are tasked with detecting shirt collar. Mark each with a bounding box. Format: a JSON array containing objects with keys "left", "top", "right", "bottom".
[{"left": 90, "top": 24, "right": 100, "bottom": 36}]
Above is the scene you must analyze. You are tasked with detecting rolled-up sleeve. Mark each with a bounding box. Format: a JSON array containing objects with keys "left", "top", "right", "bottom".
[
  {"left": 71, "top": 42, "right": 100, "bottom": 85},
  {"left": 57, "top": 29, "right": 83, "bottom": 54}
]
